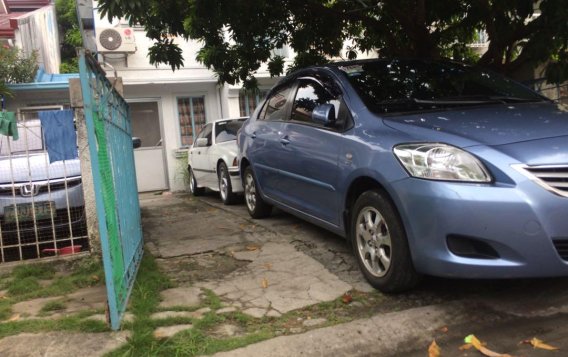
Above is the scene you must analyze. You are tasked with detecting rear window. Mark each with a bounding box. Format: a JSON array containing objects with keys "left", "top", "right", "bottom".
[
  {"left": 215, "top": 119, "right": 246, "bottom": 143},
  {"left": 341, "top": 60, "right": 544, "bottom": 115}
]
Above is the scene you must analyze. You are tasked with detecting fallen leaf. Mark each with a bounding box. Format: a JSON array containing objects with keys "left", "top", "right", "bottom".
[
  {"left": 440, "top": 326, "right": 449, "bottom": 333},
  {"left": 429, "top": 340, "right": 441, "bottom": 357},
  {"left": 261, "top": 277, "right": 268, "bottom": 289},
  {"left": 459, "top": 344, "right": 474, "bottom": 351},
  {"left": 526, "top": 338, "right": 559, "bottom": 351},
  {"left": 464, "top": 334, "right": 512, "bottom": 357},
  {"left": 246, "top": 244, "right": 260, "bottom": 251},
  {"left": 91, "top": 275, "right": 100, "bottom": 282},
  {"left": 8, "top": 314, "right": 20, "bottom": 322},
  {"left": 341, "top": 293, "right": 353, "bottom": 304}
]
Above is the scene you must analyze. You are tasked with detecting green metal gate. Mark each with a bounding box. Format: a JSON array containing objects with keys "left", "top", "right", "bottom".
[{"left": 78, "top": 50, "right": 143, "bottom": 330}]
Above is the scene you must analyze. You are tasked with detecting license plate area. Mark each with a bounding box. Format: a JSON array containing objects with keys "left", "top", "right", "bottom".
[{"left": 4, "top": 202, "right": 56, "bottom": 223}]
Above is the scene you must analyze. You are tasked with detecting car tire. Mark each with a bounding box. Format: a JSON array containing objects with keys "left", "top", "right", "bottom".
[
  {"left": 244, "top": 166, "right": 272, "bottom": 218},
  {"left": 189, "top": 166, "right": 205, "bottom": 196},
  {"left": 218, "top": 162, "right": 237, "bottom": 205},
  {"left": 350, "top": 190, "right": 419, "bottom": 293}
]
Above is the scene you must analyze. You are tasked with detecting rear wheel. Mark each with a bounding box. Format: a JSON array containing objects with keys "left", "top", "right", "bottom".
[
  {"left": 189, "top": 166, "right": 205, "bottom": 196},
  {"left": 218, "top": 162, "right": 237, "bottom": 205},
  {"left": 244, "top": 166, "right": 272, "bottom": 218},
  {"left": 351, "top": 190, "right": 419, "bottom": 293}
]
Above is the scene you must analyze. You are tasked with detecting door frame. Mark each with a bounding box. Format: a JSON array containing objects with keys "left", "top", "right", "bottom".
[{"left": 127, "top": 98, "right": 169, "bottom": 191}]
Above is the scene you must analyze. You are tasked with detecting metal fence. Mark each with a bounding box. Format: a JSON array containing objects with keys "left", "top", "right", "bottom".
[
  {"left": 528, "top": 78, "right": 568, "bottom": 104},
  {"left": 78, "top": 50, "right": 143, "bottom": 330},
  {"left": 0, "top": 108, "right": 88, "bottom": 263}
]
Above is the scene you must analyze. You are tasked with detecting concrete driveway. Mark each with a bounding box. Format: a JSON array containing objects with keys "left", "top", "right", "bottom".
[{"left": 141, "top": 191, "right": 568, "bottom": 356}]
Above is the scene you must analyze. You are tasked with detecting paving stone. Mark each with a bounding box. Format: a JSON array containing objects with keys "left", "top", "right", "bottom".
[
  {"left": 154, "top": 324, "right": 193, "bottom": 339},
  {"left": 0, "top": 331, "right": 130, "bottom": 357},
  {"left": 86, "top": 312, "right": 134, "bottom": 325},
  {"left": 64, "top": 286, "right": 107, "bottom": 313},
  {"left": 12, "top": 296, "right": 60, "bottom": 318},
  {"left": 159, "top": 287, "right": 201, "bottom": 308},
  {"left": 303, "top": 318, "right": 327, "bottom": 327},
  {"left": 216, "top": 307, "right": 237, "bottom": 314},
  {"left": 191, "top": 307, "right": 212, "bottom": 319},
  {"left": 243, "top": 307, "right": 267, "bottom": 318},
  {"left": 151, "top": 311, "right": 194, "bottom": 320},
  {"left": 198, "top": 242, "right": 351, "bottom": 315},
  {"left": 214, "top": 324, "right": 242, "bottom": 337},
  {"left": 266, "top": 310, "right": 282, "bottom": 318}
]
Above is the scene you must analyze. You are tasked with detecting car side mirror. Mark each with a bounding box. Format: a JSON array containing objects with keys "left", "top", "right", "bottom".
[
  {"left": 132, "top": 137, "right": 142, "bottom": 149},
  {"left": 312, "top": 104, "right": 336, "bottom": 126},
  {"left": 195, "top": 137, "right": 209, "bottom": 147}
]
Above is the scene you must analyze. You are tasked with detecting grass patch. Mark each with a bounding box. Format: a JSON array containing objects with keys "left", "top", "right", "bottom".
[
  {"left": 7, "top": 276, "right": 41, "bottom": 296},
  {"left": 201, "top": 289, "right": 222, "bottom": 310},
  {"left": 0, "top": 316, "right": 108, "bottom": 339},
  {"left": 105, "top": 251, "right": 174, "bottom": 356},
  {"left": 5, "top": 257, "right": 104, "bottom": 301},
  {"left": 12, "top": 264, "right": 56, "bottom": 280},
  {"left": 39, "top": 300, "right": 66, "bottom": 314}
]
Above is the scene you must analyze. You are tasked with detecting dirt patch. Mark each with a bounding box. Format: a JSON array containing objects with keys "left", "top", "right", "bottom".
[{"left": 156, "top": 253, "right": 249, "bottom": 284}]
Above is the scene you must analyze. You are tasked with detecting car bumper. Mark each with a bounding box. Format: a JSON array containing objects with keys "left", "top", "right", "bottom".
[
  {"left": 390, "top": 177, "right": 568, "bottom": 278},
  {"left": 229, "top": 166, "right": 244, "bottom": 193}
]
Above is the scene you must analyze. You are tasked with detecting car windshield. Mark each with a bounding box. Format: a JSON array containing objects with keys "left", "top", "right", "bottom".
[
  {"left": 215, "top": 118, "right": 246, "bottom": 143},
  {"left": 340, "top": 59, "right": 545, "bottom": 115}
]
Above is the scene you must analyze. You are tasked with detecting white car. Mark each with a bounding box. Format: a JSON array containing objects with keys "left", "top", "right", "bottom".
[{"left": 188, "top": 118, "right": 247, "bottom": 204}]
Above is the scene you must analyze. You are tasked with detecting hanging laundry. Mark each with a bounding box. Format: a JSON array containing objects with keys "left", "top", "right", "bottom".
[
  {"left": 0, "top": 111, "right": 19, "bottom": 140},
  {"left": 38, "top": 109, "right": 78, "bottom": 163}
]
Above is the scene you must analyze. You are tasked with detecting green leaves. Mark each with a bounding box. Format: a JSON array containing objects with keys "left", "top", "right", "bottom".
[
  {"left": 148, "top": 40, "right": 185, "bottom": 71},
  {"left": 0, "top": 46, "right": 38, "bottom": 96},
  {"left": 95, "top": 0, "right": 568, "bottom": 86}
]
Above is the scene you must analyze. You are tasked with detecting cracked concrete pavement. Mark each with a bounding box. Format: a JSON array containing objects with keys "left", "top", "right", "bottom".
[{"left": 142, "top": 192, "right": 568, "bottom": 356}]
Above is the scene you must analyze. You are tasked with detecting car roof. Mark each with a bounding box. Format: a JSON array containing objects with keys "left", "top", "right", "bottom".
[{"left": 213, "top": 117, "right": 248, "bottom": 123}]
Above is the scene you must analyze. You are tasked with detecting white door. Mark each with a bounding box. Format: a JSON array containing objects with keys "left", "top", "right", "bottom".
[{"left": 130, "top": 101, "right": 168, "bottom": 192}]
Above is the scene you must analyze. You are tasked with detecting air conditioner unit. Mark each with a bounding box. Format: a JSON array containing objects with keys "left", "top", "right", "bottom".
[{"left": 96, "top": 27, "right": 137, "bottom": 54}]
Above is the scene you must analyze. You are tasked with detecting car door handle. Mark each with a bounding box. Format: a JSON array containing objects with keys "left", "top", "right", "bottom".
[
  {"left": 280, "top": 137, "right": 290, "bottom": 145},
  {"left": 251, "top": 132, "right": 257, "bottom": 139}
]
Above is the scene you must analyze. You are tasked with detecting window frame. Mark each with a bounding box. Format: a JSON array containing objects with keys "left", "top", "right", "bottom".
[
  {"left": 176, "top": 96, "right": 207, "bottom": 147},
  {"left": 257, "top": 82, "right": 295, "bottom": 122},
  {"left": 288, "top": 75, "right": 353, "bottom": 132}
]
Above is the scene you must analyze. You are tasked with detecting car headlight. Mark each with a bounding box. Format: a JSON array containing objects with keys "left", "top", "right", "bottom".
[{"left": 393, "top": 143, "right": 492, "bottom": 182}]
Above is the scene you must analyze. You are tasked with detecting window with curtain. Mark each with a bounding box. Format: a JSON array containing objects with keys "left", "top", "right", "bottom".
[
  {"left": 239, "top": 90, "right": 268, "bottom": 117},
  {"left": 177, "top": 96, "right": 207, "bottom": 146}
]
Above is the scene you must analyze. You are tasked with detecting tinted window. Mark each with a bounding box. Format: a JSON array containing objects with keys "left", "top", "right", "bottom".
[
  {"left": 291, "top": 80, "right": 341, "bottom": 126},
  {"left": 215, "top": 119, "right": 246, "bottom": 143},
  {"left": 262, "top": 84, "right": 293, "bottom": 121},
  {"left": 341, "top": 60, "right": 544, "bottom": 114}
]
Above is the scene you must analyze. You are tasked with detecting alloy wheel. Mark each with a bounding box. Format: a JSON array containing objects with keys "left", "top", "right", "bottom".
[
  {"left": 355, "top": 207, "right": 392, "bottom": 277},
  {"left": 245, "top": 172, "right": 256, "bottom": 212}
]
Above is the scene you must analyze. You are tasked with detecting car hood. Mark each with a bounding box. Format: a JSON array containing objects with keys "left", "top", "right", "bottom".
[
  {"left": 0, "top": 153, "right": 81, "bottom": 184},
  {"left": 382, "top": 102, "right": 568, "bottom": 146}
]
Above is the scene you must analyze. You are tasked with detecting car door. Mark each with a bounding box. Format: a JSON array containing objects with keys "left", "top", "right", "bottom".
[
  {"left": 276, "top": 76, "right": 348, "bottom": 225},
  {"left": 247, "top": 83, "right": 295, "bottom": 200},
  {"left": 190, "top": 123, "right": 213, "bottom": 186}
]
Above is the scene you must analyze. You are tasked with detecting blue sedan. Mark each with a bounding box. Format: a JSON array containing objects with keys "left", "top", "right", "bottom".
[{"left": 237, "top": 59, "right": 568, "bottom": 292}]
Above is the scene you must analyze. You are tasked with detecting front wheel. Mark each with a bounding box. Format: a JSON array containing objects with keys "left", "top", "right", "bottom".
[
  {"left": 218, "top": 162, "right": 237, "bottom": 205},
  {"left": 243, "top": 166, "right": 272, "bottom": 218},
  {"left": 350, "top": 190, "right": 419, "bottom": 293},
  {"left": 189, "top": 166, "right": 205, "bottom": 196}
]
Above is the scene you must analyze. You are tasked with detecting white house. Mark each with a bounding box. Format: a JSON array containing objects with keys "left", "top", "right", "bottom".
[{"left": 80, "top": 1, "right": 292, "bottom": 193}]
